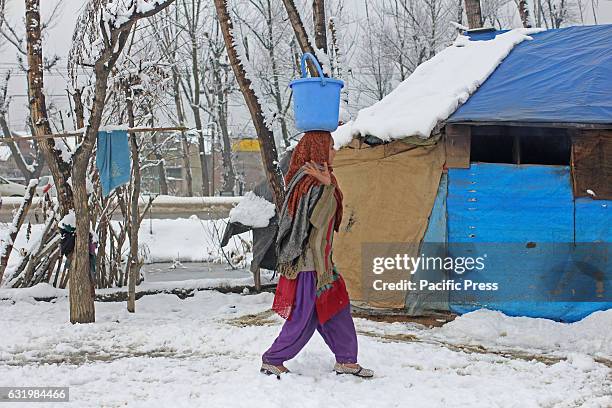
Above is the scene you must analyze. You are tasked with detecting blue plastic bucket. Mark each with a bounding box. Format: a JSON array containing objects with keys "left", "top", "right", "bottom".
[{"left": 290, "top": 53, "right": 344, "bottom": 132}]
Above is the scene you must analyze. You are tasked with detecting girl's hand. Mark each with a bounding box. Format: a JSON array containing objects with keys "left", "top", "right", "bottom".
[{"left": 304, "top": 161, "right": 332, "bottom": 185}]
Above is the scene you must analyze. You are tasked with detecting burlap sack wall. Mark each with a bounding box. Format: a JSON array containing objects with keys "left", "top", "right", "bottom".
[{"left": 332, "top": 140, "right": 445, "bottom": 309}]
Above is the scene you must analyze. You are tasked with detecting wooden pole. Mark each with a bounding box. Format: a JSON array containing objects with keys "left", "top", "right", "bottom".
[
  {"left": 0, "top": 181, "right": 37, "bottom": 285},
  {"left": 254, "top": 267, "right": 261, "bottom": 292},
  {"left": 0, "top": 127, "right": 189, "bottom": 142}
]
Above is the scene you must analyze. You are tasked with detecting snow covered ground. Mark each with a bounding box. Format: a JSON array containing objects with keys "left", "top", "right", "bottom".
[
  {"left": 0, "top": 292, "right": 610, "bottom": 408},
  {"left": 0, "top": 195, "right": 242, "bottom": 208},
  {"left": 137, "top": 216, "right": 250, "bottom": 264},
  {"left": 0, "top": 217, "right": 252, "bottom": 287}
]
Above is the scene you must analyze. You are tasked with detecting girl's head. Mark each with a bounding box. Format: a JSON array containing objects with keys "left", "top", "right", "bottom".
[
  {"left": 284, "top": 130, "right": 344, "bottom": 230},
  {"left": 285, "top": 131, "right": 335, "bottom": 184}
]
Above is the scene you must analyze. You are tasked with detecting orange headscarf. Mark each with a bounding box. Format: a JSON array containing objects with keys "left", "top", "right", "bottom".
[{"left": 285, "top": 131, "right": 343, "bottom": 231}]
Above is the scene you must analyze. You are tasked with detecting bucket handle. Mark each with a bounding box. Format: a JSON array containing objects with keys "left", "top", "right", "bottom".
[{"left": 300, "top": 53, "right": 326, "bottom": 85}]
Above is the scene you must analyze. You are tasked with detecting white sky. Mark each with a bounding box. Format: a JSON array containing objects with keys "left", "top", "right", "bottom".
[{"left": 0, "top": 0, "right": 611, "bottom": 133}]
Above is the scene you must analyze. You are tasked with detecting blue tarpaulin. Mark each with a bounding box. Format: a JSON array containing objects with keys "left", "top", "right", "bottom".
[
  {"left": 446, "top": 163, "right": 611, "bottom": 322},
  {"left": 96, "top": 130, "right": 131, "bottom": 197},
  {"left": 448, "top": 25, "right": 612, "bottom": 125}
]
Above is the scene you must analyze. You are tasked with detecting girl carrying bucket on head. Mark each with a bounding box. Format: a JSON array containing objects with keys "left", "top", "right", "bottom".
[
  {"left": 260, "top": 131, "right": 373, "bottom": 379},
  {"left": 261, "top": 53, "right": 372, "bottom": 379}
]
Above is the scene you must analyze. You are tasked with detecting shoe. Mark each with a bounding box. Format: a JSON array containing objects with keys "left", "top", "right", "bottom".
[
  {"left": 260, "top": 363, "right": 290, "bottom": 379},
  {"left": 334, "top": 363, "right": 374, "bottom": 378}
]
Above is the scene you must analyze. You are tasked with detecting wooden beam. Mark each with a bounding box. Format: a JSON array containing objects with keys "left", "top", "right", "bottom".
[
  {"left": 445, "top": 124, "right": 471, "bottom": 168},
  {"left": 448, "top": 121, "right": 612, "bottom": 130},
  {"left": 0, "top": 127, "right": 189, "bottom": 142}
]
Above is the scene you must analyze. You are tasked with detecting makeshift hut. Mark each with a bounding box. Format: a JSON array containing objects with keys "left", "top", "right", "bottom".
[
  {"left": 331, "top": 25, "right": 611, "bottom": 322},
  {"left": 223, "top": 25, "right": 611, "bottom": 322}
]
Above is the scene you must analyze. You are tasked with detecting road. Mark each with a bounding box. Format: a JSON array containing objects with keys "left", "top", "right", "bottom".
[
  {"left": 0, "top": 196, "right": 240, "bottom": 222},
  {"left": 142, "top": 262, "right": 251, "bottom": 282}
]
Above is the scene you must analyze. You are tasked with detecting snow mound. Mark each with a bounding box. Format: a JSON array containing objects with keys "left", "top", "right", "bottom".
[
  {"left": 229, "top": 192, "right": 275, "bottom": 228},
  {"left": 0, "top": 283, "right": 67, "bottom": 302},
  {"left": 435, "top": 308, "right": 612, "bottom": 358},
  {"left": 333, "top": 28, "right": 544, "bottom": 148}
]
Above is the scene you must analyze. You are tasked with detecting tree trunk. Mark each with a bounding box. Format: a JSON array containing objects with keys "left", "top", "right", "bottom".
[
  {"left": 213, "top": 0, "right": 284, "bottom": 209},
  {"left": 189, "top": 31, "right": 210, "bottom": 196},
  {"left": 464, "top": 0, "right": 483, "bottom": 28},
  {"left": 211, "top": 59, "right": 235, "bottom": 194},
  {"left": 281, "top": 0, "right": 323, "bottom": 77},
  {"left": 72, "top": 88, "right": 85, "bottom": 144},
  {"left": 172, "top": 71, "right": 193, "bottom": 197},
  {"left": 312, "top": 0, "right": 327, "bottom": 53},
  {"left": 25, "top": 0, "right": 72, "bottom": 216},
  {"left": 517, "top": 0, "right": 532, "bottom": 27},
  {"left": 126, "top": 89, "right": 141, "bottom": 313}
]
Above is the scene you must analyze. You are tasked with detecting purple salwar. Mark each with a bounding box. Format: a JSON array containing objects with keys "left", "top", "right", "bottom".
[{"left": 262, "top": 270, "right": 358, "bottom": 365}]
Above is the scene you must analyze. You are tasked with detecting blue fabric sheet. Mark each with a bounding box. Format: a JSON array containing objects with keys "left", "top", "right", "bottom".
[
  {"left": 446, "top": 163, "right": 611, "bottom": 322},
  {"left": 448, "top": 25, "right": 612, "bottom": 125},
  {"left": 96, "top": 130, "right": 131, "bottom": 197}
]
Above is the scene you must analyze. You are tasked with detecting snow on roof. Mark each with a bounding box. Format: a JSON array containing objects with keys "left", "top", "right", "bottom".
[
  {"left": 333, "top": 28, "right": 544, "bottom": 148},
  {"left": 449, "top": 25, "right": 612, "bottom": 125}
]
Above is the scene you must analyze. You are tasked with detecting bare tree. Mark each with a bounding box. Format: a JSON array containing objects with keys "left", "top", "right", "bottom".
[
  {"left": 281, "top": 0, "right": 325, "bottom": 76},
  {"left": 202, "top": 16, "right": 236, "bottom": 194},
  {"left": 356, "top": 0, "right": 395, "bottom": 102},
  {"left": 0, "top": 1, "right": 64, "bottom": 189},
  {"left": 544, "top": 0, "right": 571, "bottom": 27},
  {"left": 150, "top": 7, "right": 194, "bottom": 196},
  {"left": 480, "top": 0, "right": 516, "bottom": 28},
  {"left": 532, "top": 0, "right": 577, "bottom": 27},
  {"left": 178, "top": 0, "right": 211, "bottom": 196},
  {"left": 232, "top": 0, "right": 295, "bottom": 147},
  {"left": 213, "top": 0, "right": 284, "bottom": 209},
  {"left": 67, "top": 0, "right": 176, "bottom": 323},
  {"left": 358, "top": 0, "right": 457, "bottom": 104}
]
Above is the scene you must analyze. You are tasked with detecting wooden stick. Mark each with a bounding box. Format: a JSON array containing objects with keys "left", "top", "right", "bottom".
[
  {"left": 0, "top": 181, "right": 37, "bottom": 285},
  {"left": 0, "top": 127, "right": 189, "bottom": 142}
]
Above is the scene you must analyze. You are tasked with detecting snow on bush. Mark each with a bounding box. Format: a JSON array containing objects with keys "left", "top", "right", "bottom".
[
  {"left": 59, "top": 209, "right": 76, "bottom": 229},
  {"left": 229, "top": 192, "right": 275, "bottom": 228},
  {"left": 333, "top": 28, "right": 544, "bottom": 148}
]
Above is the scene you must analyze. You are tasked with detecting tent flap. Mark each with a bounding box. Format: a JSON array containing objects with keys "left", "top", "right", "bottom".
[{"left": 332, "top": 141, "right": 445, "bottom": 309}]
